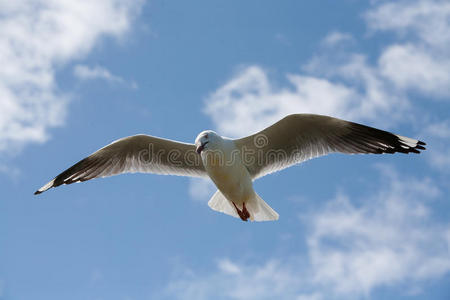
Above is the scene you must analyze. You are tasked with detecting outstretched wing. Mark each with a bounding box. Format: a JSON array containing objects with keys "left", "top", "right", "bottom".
[
  {"left": 234, "top": 114, "right": 426, "bottom": 179},
  {"left": 35, "top": 134, "right": 205, "bottom": 194}
]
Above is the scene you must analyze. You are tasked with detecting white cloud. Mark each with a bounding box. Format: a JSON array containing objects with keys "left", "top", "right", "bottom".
[
  {"left": 365, "top": 0, "right": 450, "bottom": 48},
  {"left": 166, "top": 258, "right": 306, "bottom": 300},
  {"left": 73, "top": 64, "right": 138, "bottom": 88},
  {"left": 204, "top": 65, "right": 390, "bottom": 138},
  {"left": 307, "top": 166, "right": 447, "bottom": 295},
  {"left": 204, "top": 58, "right": 414, "bottom": 139},
  {"left": 424, "top": 120, "right": 450, "bottom": 139},
  {"left": 74, "top": 64, "right": 123, "bottom": 82},
  {"left": 422, "top": 120, "right": 450, "bottom": 170},
  {"left": 187, "top": 1, "right": 450, "bottom": 298},
  {"left": 0, "top": 0, "right": 143, "bottom": 154},
  {"left": 366, "top": 0, "right": 450, "bottom": 98},
  {"left": 188, "top": 178, "right": 216, "bottom": 202},
  {"left": 296, "top": 294, "right": 323, "bottom": 300},
  {"left": 167, "top": 167, "right": 450, "bottom": 299},
  {"left": 0, "top": 163, "right": 21, "bottom": 181},
  {"left": 321, "top": 31, "right": 354, "bottom": 47},
  {"left": 218, "top": 258, "right": 241, "bottom": 274},
  {"left": 378, "top": 44, "right": 450, "bottom": 97},
  {"left": 203, "top": 0, "right": 448, "bottom": 166}
]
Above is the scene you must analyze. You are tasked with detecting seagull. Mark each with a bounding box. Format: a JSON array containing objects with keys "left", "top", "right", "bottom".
[{"left": 34, "top": 114, "right": 426, "bottom": 222}]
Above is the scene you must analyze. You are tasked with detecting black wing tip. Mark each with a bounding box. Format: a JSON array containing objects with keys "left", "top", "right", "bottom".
[
  {"left": 395, "top": 145, "right": 422, "bottom": 155},
  {"left": 413, "top": 140, "right": 427, "bottom": 152},
  {"left": 398, "top": 139, "right": 427, "bottom": 154},
  {"left": 33, "top": 155, "right": 102, "bottom": 196},
  {"left": 347, "top": 123, "right": 427, "bottom": 155},
  {"left": 34, "top": 179, "right": 56, "bottom": 195},
  {"left": 369, "top": 139, "right": 426, "bottom": 155},
  {"left": 414, "top": 140, "right": 427, "bottom": 153}
]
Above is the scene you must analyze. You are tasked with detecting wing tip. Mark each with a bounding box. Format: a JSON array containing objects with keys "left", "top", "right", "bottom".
[
  {"left": 396, "top": 135, "right": 427, "bottom": 154},
  {"left": 34, "top": 179, "right": 55, "bottom": 195}
]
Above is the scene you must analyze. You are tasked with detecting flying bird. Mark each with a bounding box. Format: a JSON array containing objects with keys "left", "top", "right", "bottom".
[{"left": 34, "top": 114, "right": 426, "bottom": 222}]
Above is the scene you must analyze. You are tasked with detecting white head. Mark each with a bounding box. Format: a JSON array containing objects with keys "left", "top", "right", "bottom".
[{"left": 195, "top": 130, "right": 221, "bottom": 154}]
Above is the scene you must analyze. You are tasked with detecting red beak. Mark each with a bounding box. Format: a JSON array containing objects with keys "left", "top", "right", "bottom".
[
  {"left": 196, "top": 144, "right": 204, "bottom": 154},
  {"left": 196, "top": 141, "right": 208, "bottom": 154}
]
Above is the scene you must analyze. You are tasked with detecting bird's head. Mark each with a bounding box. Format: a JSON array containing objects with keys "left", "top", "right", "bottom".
[{"left": 195, "top": 130, "right": 220, "bottom": 154}]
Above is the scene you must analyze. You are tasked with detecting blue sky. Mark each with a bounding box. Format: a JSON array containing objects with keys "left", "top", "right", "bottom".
[{"left": 1, "top": 1, "right": 450, "bottom": 299}]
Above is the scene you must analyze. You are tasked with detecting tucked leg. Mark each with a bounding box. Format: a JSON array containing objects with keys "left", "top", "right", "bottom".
[
  {"left": 242, "top": 202, "right": 250, "bottom": 220},
  {"left": 232, "top": 202, "right": 249, "bottom": 222}
]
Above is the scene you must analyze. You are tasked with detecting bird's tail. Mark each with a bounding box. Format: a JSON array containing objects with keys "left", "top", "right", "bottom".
[
  {"left": 246, "top": 192, "right": 279, "bottom": 221},
  {"left": 208, "top": 190, "right": 279, "bottom": 222}
]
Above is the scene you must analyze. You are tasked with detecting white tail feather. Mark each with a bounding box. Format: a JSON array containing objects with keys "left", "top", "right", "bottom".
[
  {"left": 208, "top": 190, "right": 279, "bottom": 222},
  {"left": 208, "top": 190, "right": 240, "bottom": 219},
  {"left": 246, "top": 192, "right": 279, "bottom": 221}
]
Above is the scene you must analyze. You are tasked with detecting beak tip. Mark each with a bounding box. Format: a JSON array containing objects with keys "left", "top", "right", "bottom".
[{"left": 196, "top": 141, "right": 208, "bottom": 154}]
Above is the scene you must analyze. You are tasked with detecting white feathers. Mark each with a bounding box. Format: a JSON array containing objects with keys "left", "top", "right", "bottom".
[
  {"left": 208, "top": 190, "right": 279, "bottom": 222},
  {"left": 208, "top": 190, "right": 240, "bottom": 219},
  {"left": 245, "top": 192, "right": 279, "bottom": 221}
]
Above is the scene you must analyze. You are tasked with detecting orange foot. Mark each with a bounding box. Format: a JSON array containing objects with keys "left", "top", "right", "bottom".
[{"left": 232, "top": 202, "right": 250, "bottom": 222}]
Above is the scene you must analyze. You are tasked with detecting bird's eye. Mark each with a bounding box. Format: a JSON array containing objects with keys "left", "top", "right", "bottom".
[{"left": 205, "top": 134, "right": 208, "bottom": 139}]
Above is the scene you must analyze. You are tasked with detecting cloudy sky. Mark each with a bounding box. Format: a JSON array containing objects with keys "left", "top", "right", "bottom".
[{"left": 1, "top": 0, "right": 449, "bottom": 299}]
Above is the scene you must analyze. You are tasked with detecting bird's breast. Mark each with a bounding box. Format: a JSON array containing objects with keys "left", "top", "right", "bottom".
[{"left": 201, "top": 148, "right": 253, "bottom": 204}]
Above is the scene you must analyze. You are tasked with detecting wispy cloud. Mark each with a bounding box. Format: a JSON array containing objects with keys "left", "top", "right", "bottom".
[
  {"left": 366, "top": 0, "right": 450, "bottom": 98},
  {"left": 188, "top": 178, "right": 216, "bottom": 203},
  {"left": 422, "top": 120, "right": 450, "bottom": 171},
  {"left": 74, "top": 64, "right": 123, "bottom": 83},
  {"left": 321, "top": 31, "right": 354, "bottom": 47},
  {"left": 0, "top": 163, "right": 21, "bottom": 181},
  {"left": 0, "top": 0, "right": 143, "bottom": 154},
  {"left": 166, "top": 258, "right": 307, "bottom": 300},
  {"left": 204, "top": 65, "right": 367, "bottom": 138},
  {"left": 204, "top": 0, "right": 449, "bottom": 175},
  {"left": 192, "top": 1, "right": 450, "bottom": 297},
  {"left": 368, "top": 1, "right": 450, "bottom": 173},
  {"left": 204, "top": 14, "right": 425, "bottom": 139},
  {"left": 365, "top": 0, "right": 450, "bottom": 48},
  {"left": 73, "top": 64, "right": 138, "bottom": 88},
  {"left": 306, "top": 165, "right": 447, "bottom": 296},
  {"left": 378, "top": 44, "right": 450, "bottom": 97},
  {"left": 167, "top": 167, "right": 450, "bottom": 299}
]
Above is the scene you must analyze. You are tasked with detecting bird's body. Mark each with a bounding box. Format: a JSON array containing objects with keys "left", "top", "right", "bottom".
[
  {"left": 34, "top": 114, "right": 426, "bottom": 222},
  {"left": 201, "top": 137, "right": 253, "bottom": 206},
  {"left": 196, "top": 133, "right": 273, "bottom": 221}
]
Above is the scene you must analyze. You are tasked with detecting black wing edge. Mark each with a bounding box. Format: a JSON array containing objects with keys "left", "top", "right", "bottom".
[
  {"left": 34, "top": 156, "right": 100, "bottom": 195},
  {"left": 345, "top": 122, "right": 427, "bottom": 155}
]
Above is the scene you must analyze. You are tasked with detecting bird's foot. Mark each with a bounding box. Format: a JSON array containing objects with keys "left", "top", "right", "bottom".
[
  {"left": 242, "top": 202, "right": 250, "bottom": 220},
  {"left": 232, "top": 202, "right": 250, "bottom": 222}
]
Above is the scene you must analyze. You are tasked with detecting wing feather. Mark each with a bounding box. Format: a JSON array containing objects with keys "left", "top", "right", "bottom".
[
  {"left": 35, "top": 134, "right": 205, "bottom": 194},
  {"left": 234, "top": 114, "right": 426, "bottom": 179}
]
